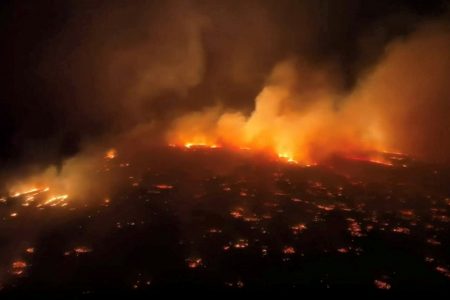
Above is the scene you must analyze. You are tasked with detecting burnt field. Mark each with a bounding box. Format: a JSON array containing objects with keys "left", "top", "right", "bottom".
[{"left": 0, "top": 146, "right": 449, "bottom": 294}]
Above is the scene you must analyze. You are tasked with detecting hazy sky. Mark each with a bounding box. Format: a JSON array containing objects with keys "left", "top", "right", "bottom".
[{"left": 1, "top": 0, "right": 449, "bottom": 174}]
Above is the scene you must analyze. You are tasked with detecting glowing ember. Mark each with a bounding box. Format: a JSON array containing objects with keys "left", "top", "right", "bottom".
[
  {"left": 427, "top": 238, "right": 441, "bottom": 246},
  {"left": 26, "top": 247, "right": 35, "bottom": 254},
  {"left": 225, "top": 280, "right": 245, "bottom": 288},
  {"left": 347, "top": 156, "right": 393, "bottom": 167},
  {"left": 261, "top": 246, "right": 268, "bottom": 256},
  {"left": 337, "top": 248, "right": 349, "bottom": 254},
  {"left": 282, "top": 246, "right": 296, "bottom": 255},
  {"left": 432, "top": 215, "right": 450, "bottom": 223},
  {"left": 11, "top": 260, "right": 27, "bottom": 275},
  {"left": 184, "top": 143, "right": 220, "bottom": 149},
  {"left": 425, "top": 257, "right": 435, "bottom": 263},
  {"left": 230, "top": 209, "right": 244, "bottom": 219},
  {"left": 400, "top": 209, "right": 415, "bottom": 218},
  {"left": 347, "top": 218, "right": 363, "bottom": 237},
  {"left": 233, "top": 239, "right": 249, "bottom": 249},
  {"left": 154, "top": 184, "right": 174, "bottom": 190},
  {"left": 374, "top": 279, "right": 391, "bottom": 290},
  {"left": 436, "top": 266, "right": 450, "bottom": 278},
  {"left": 37, "top": 194, "right": 69, "bottom": 207},
  {"left": 392, "top": 227, "right": 411, "bottom": 234},
  {"left": 186, "top": 257, "right": 203, "bottom": 269},
  {"left": 10, "top": 186, "right": 49, "bottom": 198},
  {"left": 103, "top": 198, "right": 111, "bottom": 206},
  {"left": 291, "top": 223, "right": 307, "bottom": 234},
  {"left": 12, "top": 261, "right": 27, "bottom": 269},
  {"left": 105, "top": 149, "right": 117, "bottom": 159},
  {"left": 278, "top": 153, "right": 298, "bottom": 164},
  {"left": 243, "top": 216, "right": 260, "bottom": 222},
  {"left": 208, "top": 228, "right": 222, "bottom": 233},
  {"left": 7, "top": 184, "right": 70, "bottom": 208},
  {"left": 317, "top": 204, "right": 335, "bottom": 211},
  {"left": 74, "top": 247, "right": 92, "bottom": 254}
]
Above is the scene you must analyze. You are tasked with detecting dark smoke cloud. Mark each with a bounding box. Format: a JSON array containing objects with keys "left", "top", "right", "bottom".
[
  {"left": 350, "top": 20, "right": 450, "bottom": 162},
  {"left": 1, "top": 0, "right": 450, "bottom": 179}
]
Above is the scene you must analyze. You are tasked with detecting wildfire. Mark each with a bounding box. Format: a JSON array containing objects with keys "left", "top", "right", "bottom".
[
  {"left": 347, "top": 156, "right": 393, "bottom": 166},
  {"left": 73, "top": 246, "right": 92, "bottom": 254},
  {"left": 374, "top": 279, "right": 391, "bottom": 290},
  {"left": 291, "top": 223, "right": 307, "bottom": 234},
  {"left": 436, "top": 266, "right": 450, "bottom": 278},
  {"left": 154, "top": 184, "right": 174, "bottom": 190},
  {"left": 105, "top": 148, "right": 117, "bottom": 159},
  {"left": 233, "top": 239, "right": 249, "bottom": 249},
  {"left": 230, "top": 208, "right": 244, "bottom": 219},
  {"left": 392, "top": 227, "right": 411, "bottom": 235},
  {"left": 37, "top": 194, "right": 69, "bottom": 207},
  {"left": 6, "top": 184, "right": 70, "bottom": 208},
  {"left": 184, "top": 142, "right": 220, "bottom": 149},
  {"left": 11, "top": 260, "right": 27, "bottom": 275},
  {"left": 277, "top": 153, "right": 298, "bottom": 164},
  {"left": 347, "top": 218, "right": 363, "bottom": 237},
  {"left": 165, "top": 61, "right": 401, "bottom": 166},
  {"left": 337, "top": 247, "right": 349, "bottom": 254},
  {"left": 10, "top": 187, "right": 49, "bottom": 198},
  {"left": 168, "top": 139, "right": 395, "bottom": 168},
  {"left": 282, "top": 246, "right": 296, "bottom": 255},
  {"left": 186, "top": 257, "right": 203, "bottom": 269}
]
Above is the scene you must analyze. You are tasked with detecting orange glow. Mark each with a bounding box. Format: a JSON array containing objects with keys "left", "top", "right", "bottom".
[
  {"left": 346, "top": 155, "right": 393, "bottom": 166},
  {"left": 74, "top": 246, "right": 92, "bottom": 254},
  {"left": 374, "top": 279, "right": 391, "bottom": 290},
  {"left": 10, "top": 186, "right": 49, "bottom": 198},
  {"left": 11, "top": 260, "right": 27, "bottom": 275},
  {"left": 183, "top": 142, "right": 220, "bottom": 149},
  {"left": 12, "top": 261, "right": 27, "bottom": 268},
  {"left": 105, "top": 148, "right": 117, "bottom": 159},
  {"left": 230, "top": 208, "right": 244, "bottom": 219},
  {"left": 233, "top": 239, "right": 249, "bottom": 249},
  {"left": 154, "top": 184, "right": 174, "bottom": 190},
  {"left": 277, "top": 153, "right": 298, "bottom": 164},
  {"left": 163, "top": 60, "right": 411, "bottom": 166},
  {"left": 291, "top": 223, "right": 307, "bottom": 234},
  {"left": 392, "top": 227, "right": 411, "bottom": 234},
  {"left": 169, "top": 137, "right": 394, "bottom": 167},
  {"left": 38, "top": 194, "right": 69, "bottom": 207},
  {"left": 4, "top": 149, "right": 101, "bottom": 208},
  {"left": 282, "top": 246, "right": 296, "bottom": 255},
  {"left": 7, "top": 178, "right": 69, "bottom": 208},
  {"left": 186, "top": 257, "right": 203, "bottom": 269}
]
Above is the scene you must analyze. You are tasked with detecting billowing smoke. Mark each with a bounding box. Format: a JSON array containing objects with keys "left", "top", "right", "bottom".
[
  {"left": 168, "top": 18, "right": 450, "bottom": 163},
  {"left": 1, "top": 0, "right": 450, "bottom": 192},
  {"left": 167, "top": 58, "right": 386, "bottom": 163},
  {"left": 349, "top": 20, "right": 450, "bottom": 162}
]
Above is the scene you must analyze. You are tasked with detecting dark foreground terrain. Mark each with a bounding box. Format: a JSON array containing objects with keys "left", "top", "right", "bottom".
[{"left": 0, "top": 146, "right": 449, "bottom": 295}]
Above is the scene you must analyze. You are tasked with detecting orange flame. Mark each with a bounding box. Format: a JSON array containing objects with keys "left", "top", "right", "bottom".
[{"left": 166, "top": 60, "right": 393, "bottom": 165}]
